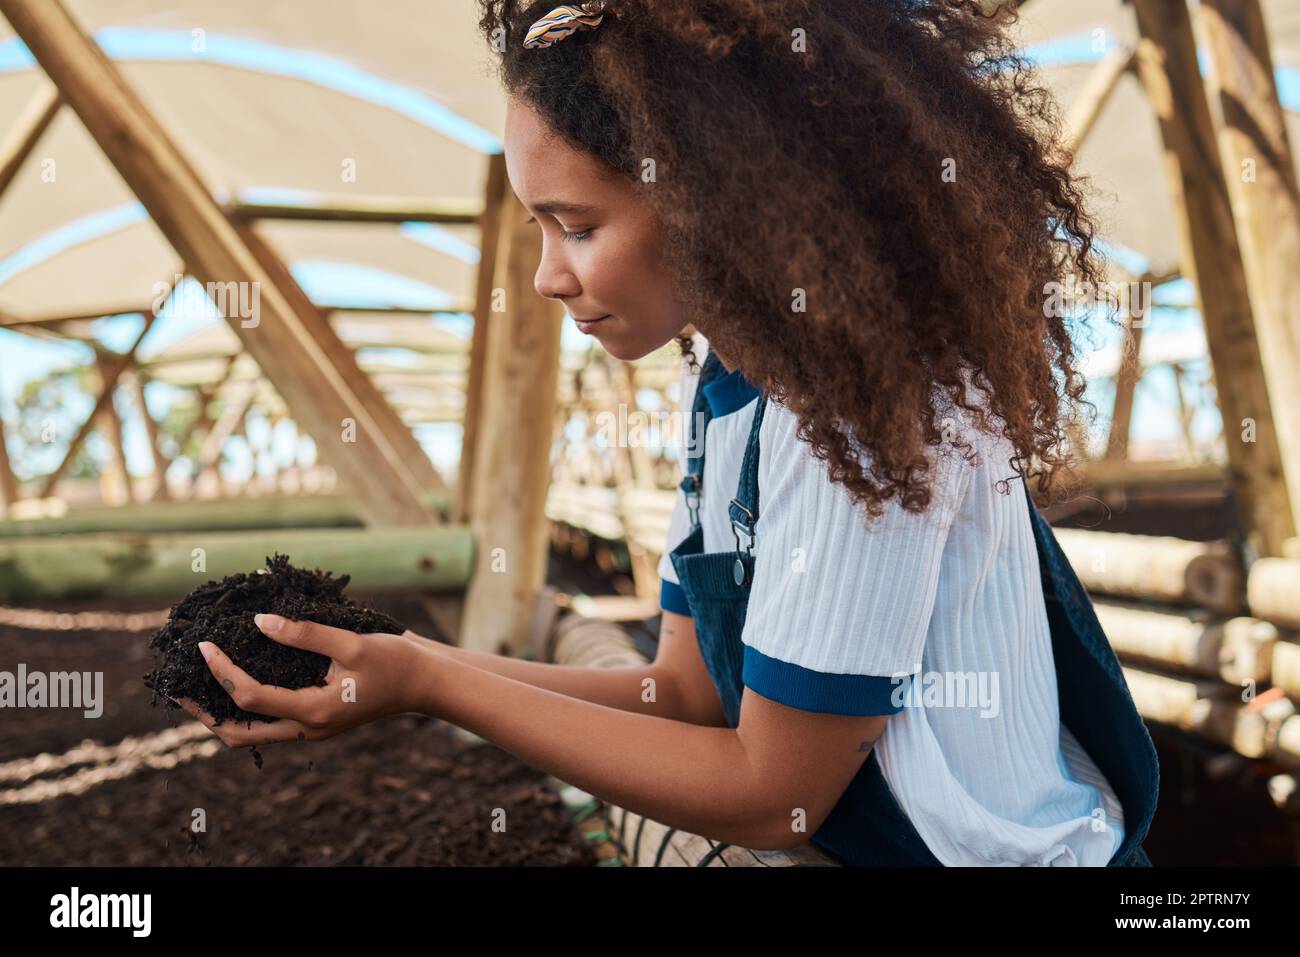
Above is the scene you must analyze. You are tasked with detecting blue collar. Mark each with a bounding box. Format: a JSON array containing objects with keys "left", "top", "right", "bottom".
[{"left": 701, "top": 366, "right": 761, "bottom": 417}]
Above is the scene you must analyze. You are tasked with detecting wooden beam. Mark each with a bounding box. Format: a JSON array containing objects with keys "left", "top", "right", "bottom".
[
  {"left": 37, "top": 309, "right": 157, "bottom": 498},
  {"left": 0, "top": 0, "right": 434, "bottom": 527},
  {"left": 226, "top": 194, "right": 481, "bottom": 225},
  {"left": 1131, "top": 0, "right": 1295, "bottom": 557},
  {"left": 460, "top": 180, "right": 565, "bottom": 653},
  {"left": 229, "top": 217, "right": 445, "bottom": 492},
  {"left": 0, "top": 80, "right": 60, "bottom": 201},
  {"left": 323, "top": 303, "right": 476, "bottom": 315},
  {"left": 1062, "top": 46, "right": 1135, "bottom": 156},
  {"left": 1198, "top": 0, "right": 1300, "bottom": 534},
  {"left": 455, "top": 152, "right": 508, "bottom": 524},
  {"left": 0, "top": 305, "right": 148, "bottom": 330}
]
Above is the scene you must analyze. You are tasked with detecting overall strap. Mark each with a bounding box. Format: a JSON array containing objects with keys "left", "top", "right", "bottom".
[
  {"left": 679, "top": 348, "right": 726, "bottom": 527},
  {"left": 727, "top": 391, "right": 768, "bottom": 583}
]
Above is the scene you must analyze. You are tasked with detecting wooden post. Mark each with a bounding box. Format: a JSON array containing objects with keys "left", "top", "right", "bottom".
[
  {"left": 1170, "top": 362, "right": 1197, "bottom": 460},
  {"left": 0, "top": 395, "right": 19, "bottom": 516},
  {"left": 0, "top": 80, "right": 60, "bottom": 200},
  {"left": 1104, "top": 280, "right": 1147, "bottom": 460},
  {"left": 1130, "top": 0, "right": 1295, "bottom": 558},
  {"left": 1198, "top": 0, "right": 1300, "bottom": 532},
  {"left": 460, "top": 183, "right": 565, "bottom": 654},
  {"left": 455, "top": 151, "right": 509, "bottom": 524},
  {"left": 125, "top": 369, "right": 172, "bottom": 501},
  {"left": 0, "top": 0, "right": 434, "bottom": 527},
  {"left": 92, "top": 354, "right": 133, "bottom": 506},
  {"left": 611, "top": 360, "right": 659, "bottom": 597}
]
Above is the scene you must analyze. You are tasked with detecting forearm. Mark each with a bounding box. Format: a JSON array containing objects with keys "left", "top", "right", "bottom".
[
  {"left": 412, "top": 645, "right": 782, "bottom": 849},
  {"left": 414, "top": 635, "right": 700, "bottom": 724}
]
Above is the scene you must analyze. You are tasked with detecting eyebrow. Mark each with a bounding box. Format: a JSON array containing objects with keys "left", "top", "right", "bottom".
[{"left": 530, "top": 201, "right": 598, "bottom": 216}]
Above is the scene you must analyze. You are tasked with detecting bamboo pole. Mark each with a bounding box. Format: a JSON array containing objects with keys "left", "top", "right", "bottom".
[
  {"left": 1198, "top": 0, "right": 1300, "bottom": 531},
  {"left": 1131, "top": 0, "right": 1295, "bottom": 558},
  {"left": 0, "top": 492, "right": 441, "bottom": 537},
  {"left": 455, "top": 152, "right": 508, "bottom": 524},
  {"left": 1053, "top": 527, "right": 1244, "bottom": 613},
  {"left": 0, "top": 525, "right": 474, "bottom": 601},
  {"left": 1124, "top": 665, "right": 1295, "bottom": 760},
  {"left": 1273, "top": 640, "right": 1300, "bottom": 705},
  {"left": 0, "top": 0, "right": 434, "bottom": 527},
  {"left": 1246, "top": 558, "right": 1300, "bottom": 629},
  {"left": 1093, "top": 599, "right": 1275, "bottom": 685},
  {"left": 460, "top": 181, "right": 564, "bottom": 654}
]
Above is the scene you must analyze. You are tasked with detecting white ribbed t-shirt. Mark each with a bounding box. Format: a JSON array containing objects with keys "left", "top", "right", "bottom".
[{"left": 656, "top": 336, "right": 1125, "bottom": 866}]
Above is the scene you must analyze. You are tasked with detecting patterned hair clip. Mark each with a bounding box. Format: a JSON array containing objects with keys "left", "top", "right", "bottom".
[{"left": 523, "top": 1, "right": 608, "bottom": 49}]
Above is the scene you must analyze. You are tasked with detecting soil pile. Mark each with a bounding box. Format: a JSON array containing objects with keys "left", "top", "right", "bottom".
[{"left": 143, "top": 554, "right": 405, "bottom": 726}]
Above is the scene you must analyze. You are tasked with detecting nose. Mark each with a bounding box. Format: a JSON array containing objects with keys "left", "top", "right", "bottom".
[{"left": 534, "top": 239, "right": 581, "bottom": 303}]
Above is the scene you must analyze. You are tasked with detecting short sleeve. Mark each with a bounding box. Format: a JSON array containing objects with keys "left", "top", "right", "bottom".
[
  {"left": 657, "top": 335, "right": 706, "bottom": 616},
  {"left": 739, "top": 400, "right": 972, "bottom": 716}
]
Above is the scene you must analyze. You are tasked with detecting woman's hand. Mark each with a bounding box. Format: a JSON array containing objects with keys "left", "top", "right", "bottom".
[{"left": 172, "top": 613, "right": 431, "bottom": 748}]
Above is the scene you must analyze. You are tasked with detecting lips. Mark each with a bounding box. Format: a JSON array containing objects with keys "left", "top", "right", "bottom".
[{"left": 573, "top": 314, "right": 610, "bottom": 333}]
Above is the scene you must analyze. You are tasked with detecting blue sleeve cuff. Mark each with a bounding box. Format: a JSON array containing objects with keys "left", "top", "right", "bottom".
[
  {"left": 659, "top": 579, "right": 692, "bottom": 617},
  {"left": 742, "top": 644, "right": 911, "bottom": 715}
]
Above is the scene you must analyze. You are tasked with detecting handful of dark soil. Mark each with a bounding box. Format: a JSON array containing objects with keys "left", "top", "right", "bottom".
[{"left": 143, "top": 553, "right": 405, "bottom": 726}]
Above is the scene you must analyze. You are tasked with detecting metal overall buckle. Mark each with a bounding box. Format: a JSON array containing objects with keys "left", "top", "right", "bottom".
[
  {"left": 680, "top": 473, "right": 701, "bottom": 527},
  {"left": 729, "top": 498, "right": 755, "bottom": 587}
]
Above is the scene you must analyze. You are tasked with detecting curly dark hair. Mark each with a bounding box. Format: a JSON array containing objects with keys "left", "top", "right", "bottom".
[{"left": 479, "top": 0, "right": 1107, "bottom": 516}]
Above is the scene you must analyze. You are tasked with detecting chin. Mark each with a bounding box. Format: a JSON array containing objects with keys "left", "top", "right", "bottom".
[{"left": 597, "top": 336, "right": 654, "bottom": 363}]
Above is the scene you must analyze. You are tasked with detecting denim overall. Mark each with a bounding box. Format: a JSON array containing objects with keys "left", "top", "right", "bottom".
[{"left": 666, "top": 350, "right": 1158, "bottom": 866}]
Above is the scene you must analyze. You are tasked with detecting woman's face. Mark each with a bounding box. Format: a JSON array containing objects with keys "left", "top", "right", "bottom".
[{"left": 503, "top": 95, "right": 686, "bottom": 361}]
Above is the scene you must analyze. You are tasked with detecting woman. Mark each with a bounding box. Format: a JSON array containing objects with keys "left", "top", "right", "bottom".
[{"left": 179, "top": 0, "right": 1158, "bottom": 866}]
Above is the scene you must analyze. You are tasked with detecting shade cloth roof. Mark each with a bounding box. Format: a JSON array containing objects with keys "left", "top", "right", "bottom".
[{"left": 1, "top": 0, "right": 1297, "bottom": 354}]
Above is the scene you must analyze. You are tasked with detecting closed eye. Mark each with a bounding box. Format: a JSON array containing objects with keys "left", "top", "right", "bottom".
[{"left": 524, "top": 215, "right": 592, "bottom": 243}]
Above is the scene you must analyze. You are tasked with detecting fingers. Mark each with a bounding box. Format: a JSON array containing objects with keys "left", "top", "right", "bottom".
[
  {"left": 197, "top": 640, "right": 331, "bottom": 723},
  {"left": 255, "top": 614, "right": 362, "bottom": 663},
  {"left": 174, "top": 695, "right": 313, "bottom": 747}
]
